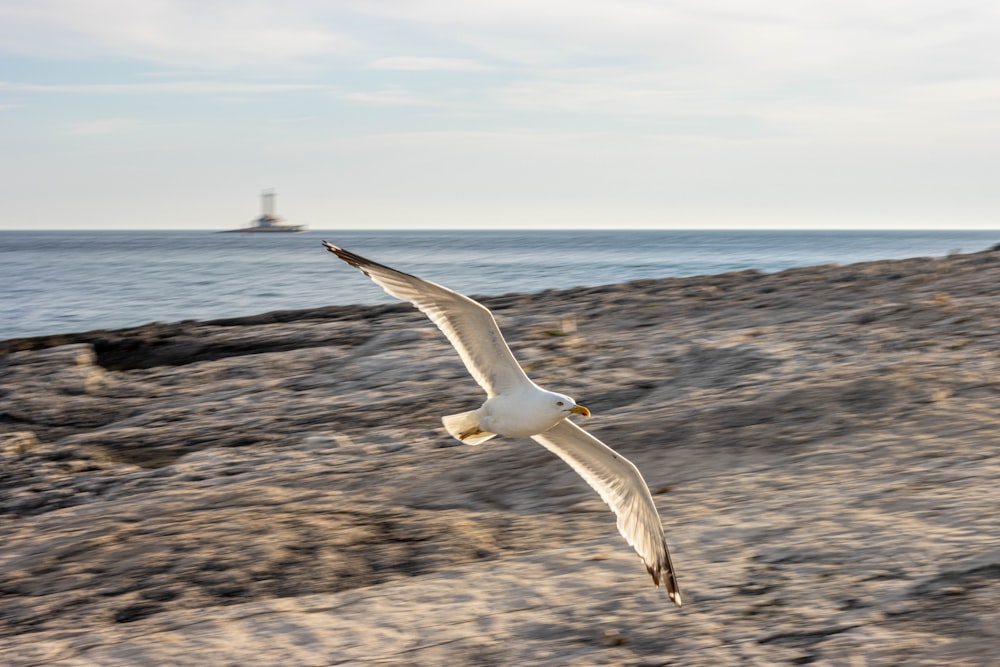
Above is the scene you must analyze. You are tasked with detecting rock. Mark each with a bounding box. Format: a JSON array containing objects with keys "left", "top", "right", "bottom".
[
  {"left": 300, "top": 433, "right": 339, "bottom": 450},
  {"left": 1, "top": 343, "right": 105, "bottom": 395},
  {"left": 0, "top": 431, "right": 39, "bottom": 457},
  {"left": 1, "top": 250, "right": 1000, "bottom": 665},
  {"left": 4, "top": 343, "right": 97, "bottom": 367}
]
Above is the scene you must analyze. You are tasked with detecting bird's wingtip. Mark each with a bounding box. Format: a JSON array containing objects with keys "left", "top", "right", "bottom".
[
  {"left": 321, "top": 242, "right": 378, "bottom": 275},
  {"left": 647, "top": 561, "right": 682, "bottom": 608}
]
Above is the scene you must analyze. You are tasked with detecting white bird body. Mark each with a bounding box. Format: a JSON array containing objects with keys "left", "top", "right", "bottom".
[
  {"left": 323, "top": 241, "right": 682, "bottom": 607},
  {"left": 479, "top": 386, "right": 577, "bottom": 438}
]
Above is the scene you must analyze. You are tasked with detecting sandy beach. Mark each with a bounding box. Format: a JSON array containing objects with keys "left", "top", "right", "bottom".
[{"left": 2, "top": 248, "right": 999, "bottom": 666}]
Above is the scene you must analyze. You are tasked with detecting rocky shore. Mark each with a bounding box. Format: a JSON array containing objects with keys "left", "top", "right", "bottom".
[{"left": 2, "top": 249, "right": 999, "bottom": 666}]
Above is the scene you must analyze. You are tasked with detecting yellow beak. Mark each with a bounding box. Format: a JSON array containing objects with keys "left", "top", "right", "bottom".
[{"left": 569, "top": 405, "right": 591, "bottom": 417}]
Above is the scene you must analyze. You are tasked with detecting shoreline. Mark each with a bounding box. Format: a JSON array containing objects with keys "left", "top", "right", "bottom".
[
  {"left": 2, "top": 248, "right": 1000, "bottom": 665},
  {"left": 3, "top": 232, "right": 998, "bottom": 347},
  {"left": 1, "top": 247, "right": 992, "bottom": 364}
]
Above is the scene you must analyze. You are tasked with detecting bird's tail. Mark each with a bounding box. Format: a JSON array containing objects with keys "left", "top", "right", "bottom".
[{"left": 442, "top": 410, "right": 497, "bottom": 446}]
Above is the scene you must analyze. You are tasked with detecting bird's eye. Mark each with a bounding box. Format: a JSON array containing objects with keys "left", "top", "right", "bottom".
[{"left": 556, "top": 401, "right": 565, "bottom": 406}]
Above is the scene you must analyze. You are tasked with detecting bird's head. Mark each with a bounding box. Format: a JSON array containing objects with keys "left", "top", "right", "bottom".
[{"left": 553, "top": 393, "right": 591, "bottom": 418}]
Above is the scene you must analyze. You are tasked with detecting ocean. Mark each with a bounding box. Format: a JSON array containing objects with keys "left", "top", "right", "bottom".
[{"left": 1, "top": 229, "right": 996, "bottom": 341}]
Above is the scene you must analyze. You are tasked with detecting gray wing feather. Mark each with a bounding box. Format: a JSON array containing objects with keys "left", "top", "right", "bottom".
[
  {"left": 323, "top": 242, "right": 532, "bottom": 397},
  {"left": 531, "top": 419, "right": 682, "bottom": 607}
]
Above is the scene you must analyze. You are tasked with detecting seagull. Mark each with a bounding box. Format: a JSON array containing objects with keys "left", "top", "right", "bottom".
[{"left": 322, "top": 242, "right": 682, "bottom": 607}]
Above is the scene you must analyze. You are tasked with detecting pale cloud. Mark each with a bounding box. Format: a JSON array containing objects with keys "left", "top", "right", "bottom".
[
  {"left": 758, "top": 77, "right": 1000, "bottom": 150},
  {"left": 0, "top": 0, "right": 348, "bottom": 69},
  {"left": 344, "top": 89, "right": 439, "bottom": 106},
  {"left": 64, "top": 117, "right": 148, "bottom": 135},
  {"left": 0, "top": 81, "right": 326, "bottom": 94},
  {"left": 352, "top": 0, "right": 1000, "bottom": 90},
  {"left": 367, "top": 56, "right": 495, "bottom": 71},
  {"left": 495, "top": 70, "right": 701, "bottom": 117}
]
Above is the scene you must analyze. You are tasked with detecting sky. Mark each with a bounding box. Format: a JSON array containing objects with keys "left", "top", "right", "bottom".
[{"left": 1, "top": 1, "right": 999, "bottom": 230}]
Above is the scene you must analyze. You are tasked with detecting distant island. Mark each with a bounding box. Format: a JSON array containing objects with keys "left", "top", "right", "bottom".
[{"left": 220, "top": 190, "right": 306, "bottom": 233}]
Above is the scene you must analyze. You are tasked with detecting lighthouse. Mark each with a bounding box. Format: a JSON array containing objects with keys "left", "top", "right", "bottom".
[{"left": 221, "top": 190, "right": 306, "bottom": 233}]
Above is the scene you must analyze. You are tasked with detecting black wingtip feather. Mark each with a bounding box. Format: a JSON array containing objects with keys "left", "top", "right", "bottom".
[
  {"left": 322, "top": 241, "right": 396, "bottom": 275},
  {"left": 646, "top": 545, "right": 682, "bottom": 608},
  {"left": 323, "top": 242, "right": 431, "bottom": 287},
  {"left": 322, "top": 241, "right": 367, "bottom": 270}
]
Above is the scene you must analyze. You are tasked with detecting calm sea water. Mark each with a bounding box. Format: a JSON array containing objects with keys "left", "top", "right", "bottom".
[{"left": 1, "top": 230, "right": 996, "bottom": 340}]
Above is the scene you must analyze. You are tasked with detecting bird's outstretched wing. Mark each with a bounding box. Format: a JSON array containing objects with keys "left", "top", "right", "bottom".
[
  {"left": 532, "top": 419, "right": 681, "bottom": 606},
  {"left": 323, "top": 242, "right": 533, "bottom": 397}
]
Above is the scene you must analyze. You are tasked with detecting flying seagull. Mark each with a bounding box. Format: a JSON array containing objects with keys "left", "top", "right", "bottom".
[{"left": 322, "top": 242, "right": 682, "bottom": 607}]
